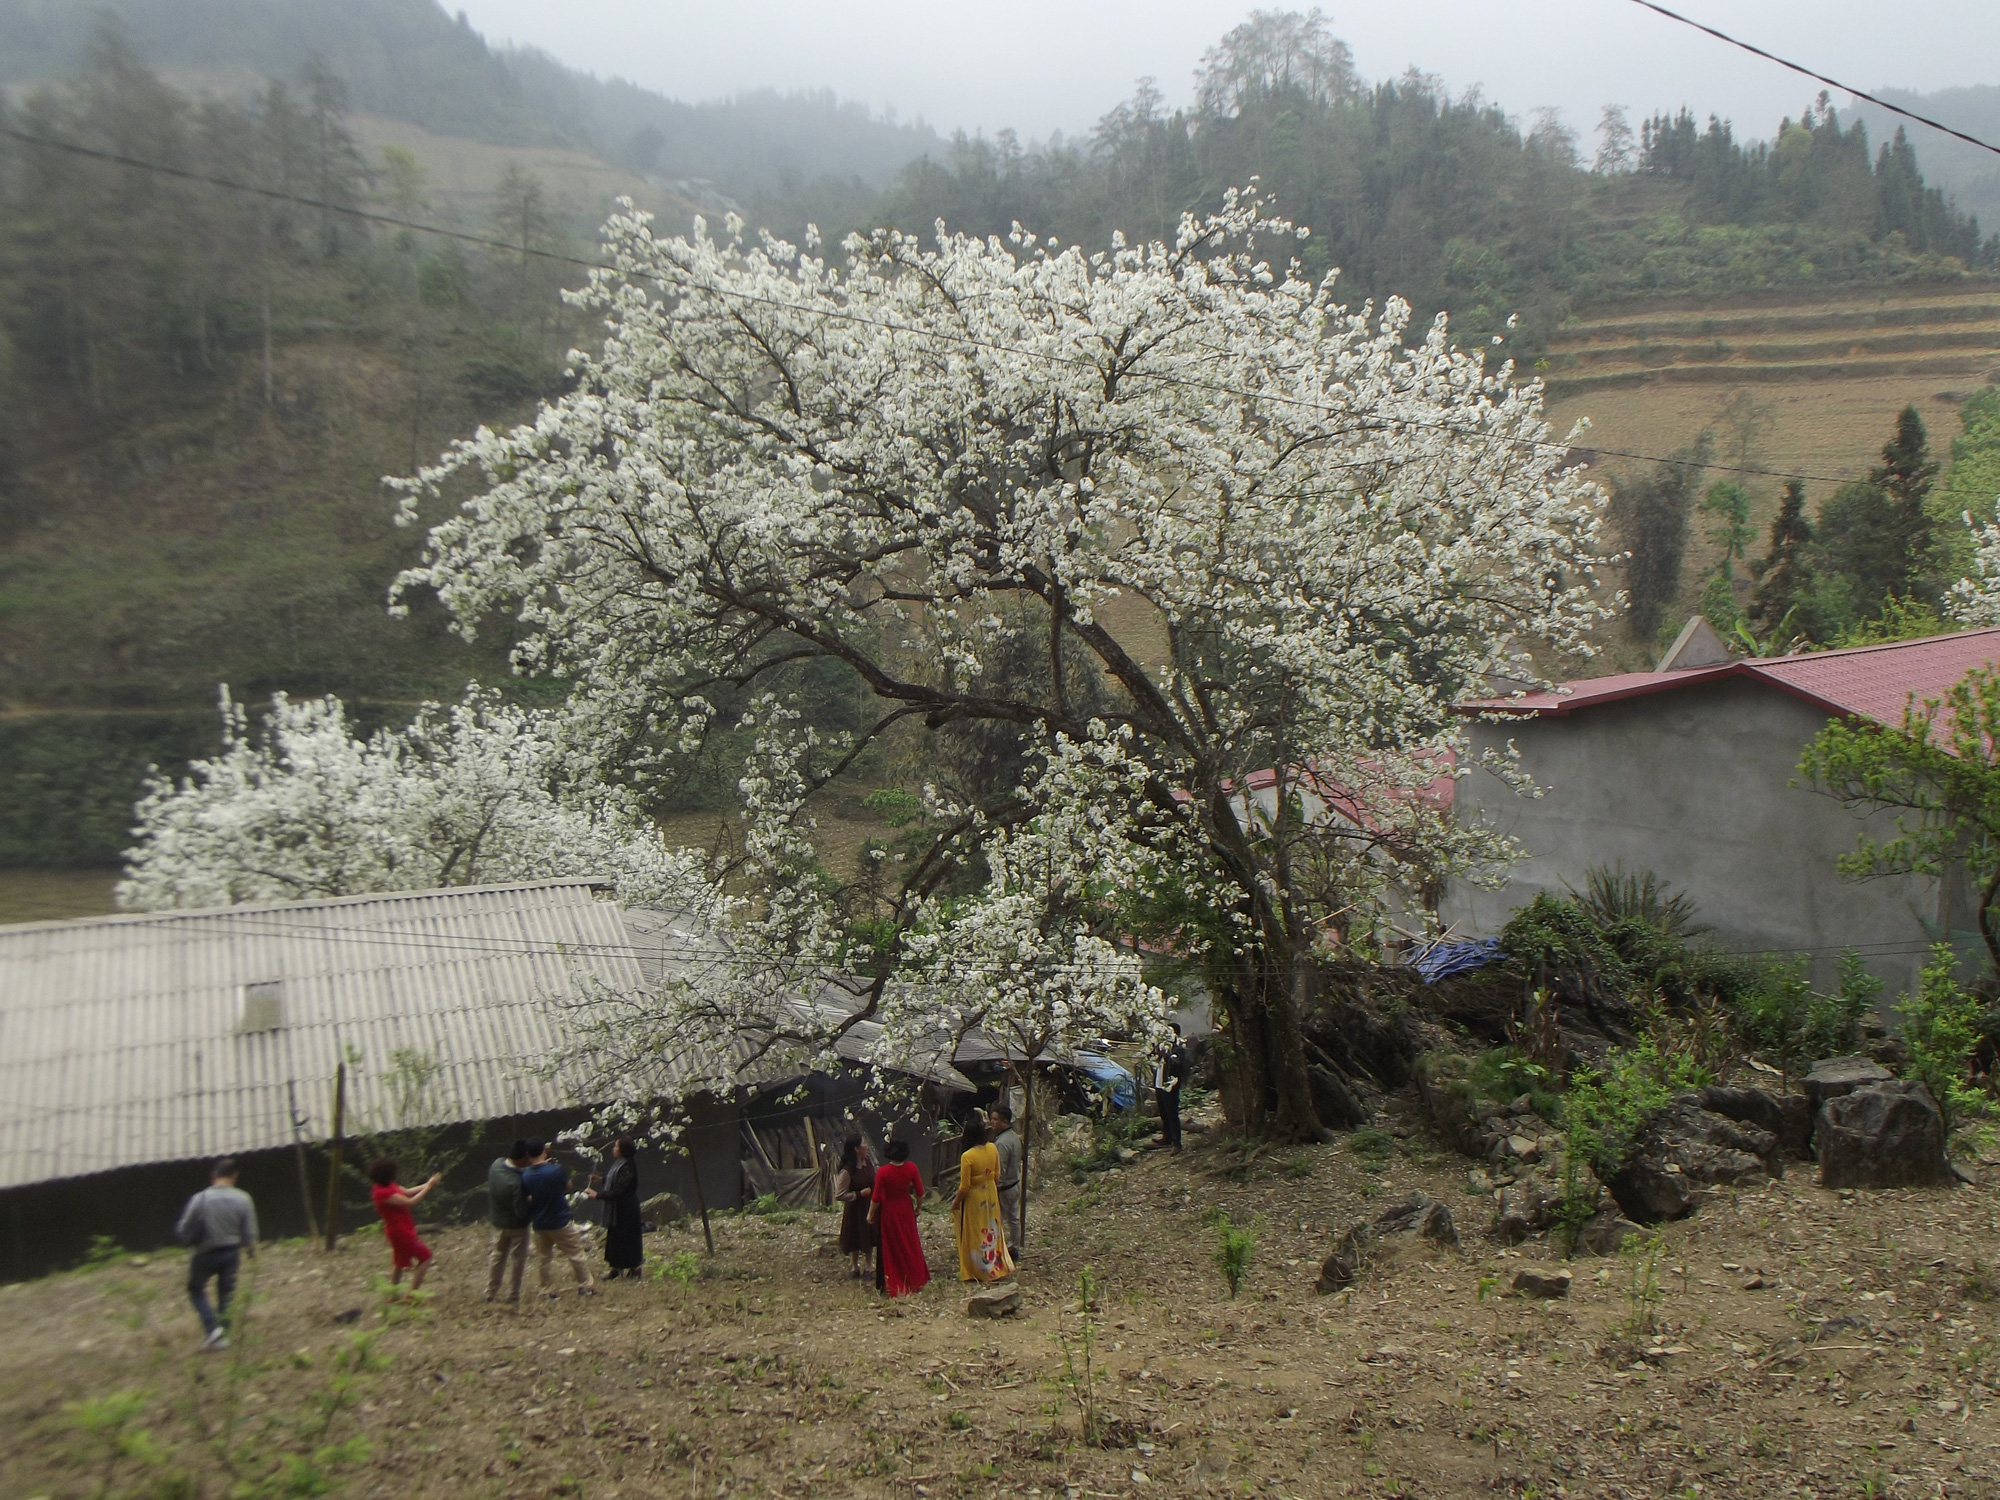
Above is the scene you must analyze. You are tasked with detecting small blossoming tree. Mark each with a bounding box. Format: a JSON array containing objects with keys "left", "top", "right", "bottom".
[
  {"left": 392, "top": 190, "right": 1611, "bottom": 1139},
  {"left": 119, "top": 687, "right": 713, "bottom": 912}
]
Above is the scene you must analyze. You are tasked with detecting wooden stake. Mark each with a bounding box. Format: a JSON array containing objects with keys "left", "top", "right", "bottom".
[
  {"left": 686, "top": 1140, "right": 714, "bottom": 1255},
  {"left": 321, "top": 1061, "right": 345, "bottom": 1252}
]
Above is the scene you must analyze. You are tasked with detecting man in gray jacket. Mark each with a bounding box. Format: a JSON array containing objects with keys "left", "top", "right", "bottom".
[
  {"left": 989, "top": 1104, "right": 1024, "bottom": 1262},
  {"left": 485, "top": 1139, "right": 534, "bottom": 1304},
  {"left": 176, "top": 1157, "right": 258, "bottom": 1350}
]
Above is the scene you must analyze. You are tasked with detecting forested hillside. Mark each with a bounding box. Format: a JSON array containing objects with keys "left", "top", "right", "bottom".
[{"left": 875, "top": 19, "right": 1996, "bottom": 357}]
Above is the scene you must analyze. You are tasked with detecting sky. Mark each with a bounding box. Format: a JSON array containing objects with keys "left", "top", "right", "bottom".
[{"left": 453, "top": 0, "right": 2000, "bottom": 147}]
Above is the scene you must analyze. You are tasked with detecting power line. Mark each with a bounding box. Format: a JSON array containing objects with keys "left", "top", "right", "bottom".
[
  {"left": 1622, "top": 0, "right": 2000, "bottom": 162},
  {"left": 0, "top": 124, "right": 1870, "bottom": 488}
]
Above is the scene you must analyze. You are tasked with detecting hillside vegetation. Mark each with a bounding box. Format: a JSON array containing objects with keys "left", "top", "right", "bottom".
[{"left": 2, "top": 4, "right": 2000, "bottom": 889}]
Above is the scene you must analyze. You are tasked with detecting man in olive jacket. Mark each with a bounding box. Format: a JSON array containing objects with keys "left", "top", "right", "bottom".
[{"left": 484, "top": 1139, "right": 533, "bottom": 1304}]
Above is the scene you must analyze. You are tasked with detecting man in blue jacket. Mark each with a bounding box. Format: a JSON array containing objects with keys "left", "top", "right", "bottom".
[{"left": 519, "top": 1141, "right": 596, "bottom": 1298}]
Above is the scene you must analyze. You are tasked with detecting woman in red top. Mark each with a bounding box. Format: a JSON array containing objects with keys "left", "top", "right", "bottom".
[
  {"left": 869, "top": 1138, "right": 930, "bottom": 1297},
  {"left": 367, "top": 1158, "right": 442, "bottom": 1290}
]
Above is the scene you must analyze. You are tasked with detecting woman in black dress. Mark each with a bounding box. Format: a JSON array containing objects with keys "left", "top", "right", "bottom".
[
  {"left": 588, "top": 1134, "right": 644, "bottom": 1280},
  {"left": 833, "top": 1135, "right": 876, "bottom": 1281}
]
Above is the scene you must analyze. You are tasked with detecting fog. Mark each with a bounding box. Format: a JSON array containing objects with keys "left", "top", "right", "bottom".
[{"left": 455, "top": 0, "right": 1998, "bottom": 146}]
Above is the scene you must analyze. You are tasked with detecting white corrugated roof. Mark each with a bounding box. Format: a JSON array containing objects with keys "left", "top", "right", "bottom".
[{"left": 0, "top": 879, "right": 642, "bottom": 1191}]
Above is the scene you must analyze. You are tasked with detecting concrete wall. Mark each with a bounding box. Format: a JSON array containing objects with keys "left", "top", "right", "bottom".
[{"left": 1442, "top": 675, "right": 1948, "bottom": 993}]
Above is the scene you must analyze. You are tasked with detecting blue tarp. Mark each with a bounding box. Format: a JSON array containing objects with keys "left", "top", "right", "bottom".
[
  {"left": 1413, "top": 936, "right": 1506, "bottom": 984},
  {"left": 1072, "top": 1052, "right": 1138, "bottom": 1111}
]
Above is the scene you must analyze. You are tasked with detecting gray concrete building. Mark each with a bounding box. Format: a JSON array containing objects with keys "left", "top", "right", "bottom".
[{"left": 1443, "top": 627, "right": 2000, "bottom": 991}]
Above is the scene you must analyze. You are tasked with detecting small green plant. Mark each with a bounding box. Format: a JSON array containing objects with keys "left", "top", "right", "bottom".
[
  {"left": 1214, "top": 1213, "right": 1256, "bottom": 1299},
  {"left": 1348, "top": 1125, "right": 1394, "bottom": 1158},
  {"left": 654, "top": 1250, "right": 701, "bottom": 1289},
  {"left": 1898, "top": 944, "right": 1987, "bottom": 1135},
  {"left": 746, "top": 1192, "right": 781, "bottom": 1216},
  {"left": 1057, "top": 1266, "right": 1101, "bottom": 1445},
  {"left": 1801, "top": 949, "right": 1882, "bottom": 1060},
  {"left": 67, "top": 1389, "right": 166, "bottom": 1495},
  {"left": 1572, "top": 865, "right": 1703, "bottom": 937},
  {"left": 1622, "top": 1232, "right": 1665, "bottom": 1336},
  {"left": 76, "top": 1234, "right": 129, "bottom": 1271},
  {"left": 945, "top": 1409, "right": 972, "bottom": 1431}
]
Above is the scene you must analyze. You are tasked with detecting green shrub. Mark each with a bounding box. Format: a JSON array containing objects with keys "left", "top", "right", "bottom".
[
  {"left": 1898, "top": 944, "right": 1987, "bottom": 1135},
  {"left": 1732, "top": 947, "right": 1884, "bottom": 1076},
  {"left": 1562, "top": 1040, "right": 1709, "bottom": 1179},
  {"left": 1213, "top": 1214, "right": 1256, "bottom": 1299}
]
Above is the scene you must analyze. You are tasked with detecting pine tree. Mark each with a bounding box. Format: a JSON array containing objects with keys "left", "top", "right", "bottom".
[
  {"left": 1748, "top": 480, "right": 1813, "bottom": 636},
  {"left": 1870, "top": 404, "right": 1940, "bottom": 597}
]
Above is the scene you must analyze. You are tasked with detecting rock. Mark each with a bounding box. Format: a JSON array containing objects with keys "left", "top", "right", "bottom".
[
  {"left": 1490, "top": 1185, "right": 1540, "bottom": 1245},
  {"left": 1505, "top": 1134, "right": 1541, "bottom": 1163},
  {"left": 1512, "top": 1267, "right": 1572, "bottom": 1299},
  {"left": 1414, "top": 1055, "right": 1485, "bottom": 1157},
  {"left": 814, "top": 1236, "right": 842, "bottom": 1259},
  {"left": 1606, "top": 1099, "right": 1778, "bottom": 1224},
  {"left": 1817, "top": 1081, "right": 1952, "bottom": 1189},
  {"left": 1803, "top": 1055, "right": 1892, "bottom": 1123},
  {"left": 1467, "top": 1167, "right": 1495, "bottom": 1194},
  {"left": 1577, "top": 1208, "right": 1640, "bottom": 1256},
  {"left": 1372, "top": 1192, "right": 1433, "bottom": 1234},
  {"left": 1697, "top": 1085, "right": 1813, "bottom": 1160},
  {"left": 640, "top": 1192, "right": 687, "bottom": 1225},
  {"left": 1417, "top": 1201, "right": 1460, "bottom": 1248},
  {"left": 967, "top": 1285, "right": 1022, "bottom": 1319},
  {"left": 1317, "top": 1225, "right": 1375, "bottom": 1294},
  {"left": 1308, "top": 1063, "right": 1371, "bottom": 1130}
]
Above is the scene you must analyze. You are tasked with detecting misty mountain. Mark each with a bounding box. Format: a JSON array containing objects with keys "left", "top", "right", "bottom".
[{"left": 0, "top": 0, "right": 942, "bottom": 203}]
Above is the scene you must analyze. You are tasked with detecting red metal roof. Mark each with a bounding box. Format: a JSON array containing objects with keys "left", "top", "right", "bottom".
[{"left": 1461, "top": 627, "right": 2000, "bottom": 726}]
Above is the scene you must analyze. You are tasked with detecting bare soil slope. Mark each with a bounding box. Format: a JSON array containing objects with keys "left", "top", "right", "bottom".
[{"left": 4, "top": 1101, "right": 1998, "bottom": 1498}]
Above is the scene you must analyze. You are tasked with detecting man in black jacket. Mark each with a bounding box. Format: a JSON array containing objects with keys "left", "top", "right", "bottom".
[{"left": 1154, "top": 1024, "right": 1188, "bottom": 1153}]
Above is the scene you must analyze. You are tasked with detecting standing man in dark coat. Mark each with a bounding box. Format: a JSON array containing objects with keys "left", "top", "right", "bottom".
[
  {"left": 484, "top": 1139, "right": 533, "bottom": 1304},
  {"left": 1154, "top": 1023, "right": 1188, "bottom": 1153}
]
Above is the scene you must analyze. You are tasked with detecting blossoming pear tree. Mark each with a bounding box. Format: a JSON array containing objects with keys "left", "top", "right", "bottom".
[
  {"left": 119, "top": 687, "right": 713, "bottom": 912},
  {"left": 393, "top": 189, "right": 1611, "bottom": 1140}
]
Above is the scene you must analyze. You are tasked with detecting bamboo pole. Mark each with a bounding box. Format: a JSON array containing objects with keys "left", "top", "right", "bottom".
[{"left": 286, "top": 1078, "right": 319, "bottom": 1243}]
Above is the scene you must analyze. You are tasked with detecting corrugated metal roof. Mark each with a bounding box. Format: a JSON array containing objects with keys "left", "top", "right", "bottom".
[
  {"left": 0, "top": 879, "right": 642, "bottom": 1191},
  {"left": 1458, "top": 628, "right": 2000, "bottom": 725}
]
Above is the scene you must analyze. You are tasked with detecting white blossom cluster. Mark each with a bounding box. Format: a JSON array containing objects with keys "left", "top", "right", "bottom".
[
  {"left": 118, "top": 687, "right": 714, "bottom": 913},
  {"left": 380, "top": 188, "right": 1610, "bottom": 1123},
  {"left": 1950, "top": 504, "right": 2000, "bottom": 626}
]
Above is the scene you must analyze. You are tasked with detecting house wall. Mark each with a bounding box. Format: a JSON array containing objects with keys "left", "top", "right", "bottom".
[{"left": 1443, "top": 675, "right": 1948, "bottom": 993}]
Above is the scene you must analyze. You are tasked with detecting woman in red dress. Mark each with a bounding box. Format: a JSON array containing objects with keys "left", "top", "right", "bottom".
[
  {"left": 367, "top": 1157, "right": 442, "bottom": 1291},
  {"left": 869, "top": 1138, "right": 930, "bottom": 1297}
]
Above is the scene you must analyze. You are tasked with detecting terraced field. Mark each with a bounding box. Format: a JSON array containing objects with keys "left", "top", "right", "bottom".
[{"left": 1542, "top": 284, "right": 2000, "bottom": 494}]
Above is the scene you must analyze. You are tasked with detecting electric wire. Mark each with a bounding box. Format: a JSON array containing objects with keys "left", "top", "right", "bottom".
[
  {"left": 0, "top": 122, "right": 1881, "bottom": 488},
  {"left": 1622, "top": 0, "right": 2000, "bottom": 162}
]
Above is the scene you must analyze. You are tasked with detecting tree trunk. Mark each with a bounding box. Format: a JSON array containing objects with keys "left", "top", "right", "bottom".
[{"left": 1218, "top": 949, "right": 1328, "bottom": 1143}]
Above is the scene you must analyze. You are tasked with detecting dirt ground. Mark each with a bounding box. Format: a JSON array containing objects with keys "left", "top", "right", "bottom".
[{"left": 5, "top": 1102, "right": 2000, "bottom": 1499}]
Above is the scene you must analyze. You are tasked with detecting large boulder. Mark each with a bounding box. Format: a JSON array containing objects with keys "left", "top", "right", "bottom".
[
  {"left": 1696, "top": 1085, "right": 1814, "bottom": 1160},
  {"left": 1817, "top": 1081, "right": 1952, "bottom": 1189},
  {"left": 1804, "top": 1055, "right": 1892, "bottom": 1123},
  {"left": 1606, "top": 1098, "right": 1779, "bottom": 1223}
]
